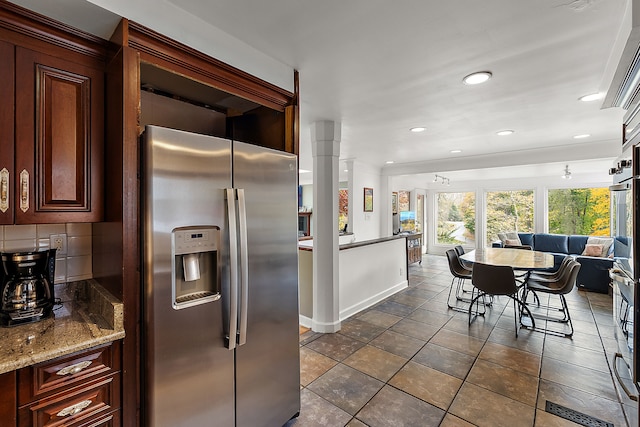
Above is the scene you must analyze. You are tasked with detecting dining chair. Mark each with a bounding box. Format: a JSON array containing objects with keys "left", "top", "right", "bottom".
[
  {"left": 522, "top": 260, "right": 581, "bottom": 337},
  {"left": 454, "top": 245, "right": 473, "bottom": 269},
  {"left": 469, "top": 262, "right": 534, "bottom": 338},
  {"left": 504, "top": 244, "right": 533, "bottom": 250},
  {"left": 445, "top": 249, "right": 473, "bottom": 312},
  {"left": 528, "top": 255, "right": 572, "bottom": 282}
]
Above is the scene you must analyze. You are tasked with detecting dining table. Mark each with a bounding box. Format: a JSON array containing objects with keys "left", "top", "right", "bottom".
[{"left": 459, "top": 247, "right": 554, "bottom": 270}]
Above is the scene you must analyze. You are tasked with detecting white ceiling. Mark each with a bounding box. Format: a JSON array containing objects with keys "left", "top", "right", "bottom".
[{"left": 10, "top": 0, "right": 632, "bottom": 185}]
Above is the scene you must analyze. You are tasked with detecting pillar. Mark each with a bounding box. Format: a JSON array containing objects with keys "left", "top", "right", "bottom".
[{"left": 311, "top": 120, "right": 341, "bottom": 333}]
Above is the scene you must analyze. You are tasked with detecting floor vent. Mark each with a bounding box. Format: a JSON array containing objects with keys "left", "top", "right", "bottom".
[{"left": 545, "top": 401, "right": 613, "bottom": 427}]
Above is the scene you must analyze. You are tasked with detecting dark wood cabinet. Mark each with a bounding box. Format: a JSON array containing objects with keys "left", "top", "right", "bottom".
[
  {"left": 16, "top": 341, "right": 122, "bottom": 427},
  {"left": 0, "top": 371, "right": 17, "bottom": 427},
  {"left": 406, "top": 233, "right": 422, "bottom": 265},
  {"left": 0, "top": 3, "right": 106, "bottom": 225},
  {"left": 13, "top": 47, "right": 104, "bottom": 224},
  {"left": 0, "top": 40, "right": 15, "bottom": 224}
]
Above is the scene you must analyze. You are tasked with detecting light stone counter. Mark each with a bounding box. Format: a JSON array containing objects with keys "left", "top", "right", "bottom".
[{"left": 0, "top": 279, "right": 125, "bottom": 374}]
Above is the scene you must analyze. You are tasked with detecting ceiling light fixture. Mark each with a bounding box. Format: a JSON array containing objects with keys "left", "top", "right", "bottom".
[
  {"left": 433, "top": 174, "right": 450, "bottom": 185},
  {"left": 385, "top": 160, "right": 394, "bottom": 164},
  {"left": 410, "top": 127, "right": 426, "bottom": 133},
  {"left": 573, "top": 134, "right": 590, "bottom": 139},
  {"left": 561, "top": 165, "right": 572, "bottom": 179},
  {"left": 450, "top": 149, "right": 462, "bottom": 154},
  {"left": 496, "top": 130, "right": 514, "bottom": 136},
  {"left": 579, "top": 93, "right": 602, "bottom": 102},
  {"left": 463, "top": 71, "right": 492, "bottom": 85}
]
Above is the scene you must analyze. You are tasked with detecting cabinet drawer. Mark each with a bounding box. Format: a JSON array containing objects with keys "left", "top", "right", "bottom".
[
  {"left": 18, "top": 374, "right": 120, "bottom": 427},
  {"left": 18, "top": 342, "right": 120, "bottom": 405}
]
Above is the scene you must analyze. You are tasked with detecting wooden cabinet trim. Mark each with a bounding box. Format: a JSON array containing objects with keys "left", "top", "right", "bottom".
[
  {"left": 0, "top": 1, "right": 108, "bottom": 61},
  {"left": 126, "top": 20, "right": 294, "bottom": 112}
]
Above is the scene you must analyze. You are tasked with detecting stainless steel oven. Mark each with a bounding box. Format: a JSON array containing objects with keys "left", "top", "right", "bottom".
[{"left": 611, "top": 266, "right": 638, "bottom": 401}]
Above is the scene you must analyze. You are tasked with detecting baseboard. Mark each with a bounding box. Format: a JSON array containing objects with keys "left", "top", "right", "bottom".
[
  {"left": 339, "top": 280, "right": 408, "bottom": 321},
  {"left": 299, "top": 315, "right": 312, "bottom": 329}
]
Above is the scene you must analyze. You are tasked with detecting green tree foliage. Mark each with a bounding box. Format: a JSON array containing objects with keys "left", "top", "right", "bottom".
[
  {"left": 548, "top": 188, "right": 609, "bottom": 236},
  {"left": 437, "top": 192, "right": 475, "bottom": 244},
  {"left": 486, "top": 190, "right": 534, "bottom": 244},
  {"left": 338, "top": 189, "right": 348, "bottom": 231}
]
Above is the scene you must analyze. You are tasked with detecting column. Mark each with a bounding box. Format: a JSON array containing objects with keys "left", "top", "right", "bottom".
[{"left": 311, "top": 120, "right": 341, "bottom": 333}]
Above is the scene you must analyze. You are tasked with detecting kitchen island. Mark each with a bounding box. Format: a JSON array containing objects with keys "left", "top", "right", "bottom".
[{"left": 299, "top": 235, "right": 409, "bottom": 328}]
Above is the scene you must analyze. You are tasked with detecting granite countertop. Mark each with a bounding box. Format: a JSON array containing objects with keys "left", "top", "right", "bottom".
[{"left": 0, "top": 279, "right": 125, "bottom": 374}]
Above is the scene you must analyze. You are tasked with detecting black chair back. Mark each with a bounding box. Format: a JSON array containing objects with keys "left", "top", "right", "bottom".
[
  {"left": 472, "top": 262, "right": 517, "bottom": 296},
  {"left": 446, "top": 249, "right": 471, "bottom": 279}
]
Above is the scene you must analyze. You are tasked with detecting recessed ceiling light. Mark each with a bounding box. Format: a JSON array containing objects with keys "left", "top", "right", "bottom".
[
  {"left": 410, "top": 127, "right": 426, "bottom": 133},
  {"left": 385, "top": 160, "right": 394, "bottom": 164},
  {"left": 450, "top": 149, "right": 462, "bottom": 154},
  {"left": 463, "top": 71, "right": 492, "bottom": 85},
  {"left": 344, "top": 169, "right": 349, "bottom": 172},
  {"left": 579, "top": 93, "right": 602, "bottom": 102},
  {"left": 573, "top": 134, "right": 590, "bottom": 139},
  {"left": 496, "top": 130, "right": 514, "bottom": 136}
]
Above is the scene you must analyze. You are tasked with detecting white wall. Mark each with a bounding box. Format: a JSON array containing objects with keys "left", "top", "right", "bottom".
[
  {"left": 301, "top": 161, "right": 384, "bottom": 241},
  {"left": 349, "top": 161, "right": 383, "bottom": 241}
]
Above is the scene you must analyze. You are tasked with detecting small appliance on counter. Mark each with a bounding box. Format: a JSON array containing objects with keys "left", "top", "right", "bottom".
[{"left": 0, "top": 248, "right": 56, "bottom": 327}]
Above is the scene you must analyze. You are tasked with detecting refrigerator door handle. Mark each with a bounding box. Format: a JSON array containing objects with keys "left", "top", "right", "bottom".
[
  {"left": 237, "top": 188, "right": 249, "bottom": 346},
  {"left": 225, "top": 188, "right": 239, "bottom": 350}
]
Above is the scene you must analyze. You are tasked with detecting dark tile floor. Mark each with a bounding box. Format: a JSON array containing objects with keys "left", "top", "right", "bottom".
[{"left": 287, "top": 254, "right": 639, "bottom": 427}]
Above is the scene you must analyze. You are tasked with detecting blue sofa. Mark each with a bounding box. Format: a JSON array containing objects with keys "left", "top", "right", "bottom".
[{"left": 493, "top": 233, "right": 631, "bottom": 293}]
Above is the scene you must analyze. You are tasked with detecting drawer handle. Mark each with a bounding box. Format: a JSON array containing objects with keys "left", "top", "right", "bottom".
[
  {"left": 56, "top": 399, "right": 92, "bottom": 417},
  {"left": 56, "top": 360, "right": 92, "bottom": 376},
  {"left": 0, "top": 168, "right": 8, "bottom": 213}
]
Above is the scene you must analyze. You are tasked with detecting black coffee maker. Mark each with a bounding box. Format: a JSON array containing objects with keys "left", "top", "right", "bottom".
[{"left": 0, "top": 249, "right": 56, "bottom": 327}]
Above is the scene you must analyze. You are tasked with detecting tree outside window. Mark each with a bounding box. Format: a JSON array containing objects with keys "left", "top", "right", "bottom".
[
  {"left": 548, "top": 188, "right": 609, "bottom": 236},
  {"left": 486, "top": 190, "right": 534, "bottom": 244},
  {"left": 437, "top": 192, "right": 475, "bottom": 244},
  {"left": 338, "top": 189, "right": 348, "bottom": 231}
]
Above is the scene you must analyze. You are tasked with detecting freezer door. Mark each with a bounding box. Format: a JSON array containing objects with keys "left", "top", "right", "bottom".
[
  {"left": 143, "top": 126, "right": 235, "bottom": 427},
  {"left": 233, "top": 141, "right": 301, "bottom": 427}
]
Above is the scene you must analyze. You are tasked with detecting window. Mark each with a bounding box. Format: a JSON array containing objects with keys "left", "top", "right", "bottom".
[
  {"left": 339, "top": 189, "right": 348, "bottom": 231},
  {"left": 437, "top": 192, "right": 475, "bottom": 244},
  {"left": 416, "top": 194, "right": 424, "bottom": 233},
  {"left": 548, "top": 188, "right": 610, "bottom": 236},
  {"left": 486, "top": 190, "right": 534, "bottom": 244}
]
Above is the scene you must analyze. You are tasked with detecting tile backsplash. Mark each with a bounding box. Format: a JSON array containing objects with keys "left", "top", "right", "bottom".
[{"left": 0, "top": 223, "right": 92, "bottom": 284}]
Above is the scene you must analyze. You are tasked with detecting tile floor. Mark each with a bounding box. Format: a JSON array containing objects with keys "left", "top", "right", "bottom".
[{"left": 287, "top": 254, "right": 639, "bottom": 427}]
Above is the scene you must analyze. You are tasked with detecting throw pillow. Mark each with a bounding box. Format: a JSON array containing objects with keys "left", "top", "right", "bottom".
[
  {"left": 585, "top": 237, "right": 614, "bottom": 257},
  {"left": 497, "top": 232, "right": 507, "bottom": 243},
  {"left": 505, "top": 239, "right": 521, "bottom": 246},
  {"left": 504, "top": 232, "right": 522, "bottom": 246},
  {"left": 582, "top": 244, "right": 604, "bottom": 257}
]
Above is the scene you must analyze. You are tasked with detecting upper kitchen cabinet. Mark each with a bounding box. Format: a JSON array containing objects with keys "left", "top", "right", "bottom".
[
  {"left": 0, "top": 2, "right": 107, "bottom": 224},
  {"left": 126, "top": 21, "right": 299, "bottom": 154}
]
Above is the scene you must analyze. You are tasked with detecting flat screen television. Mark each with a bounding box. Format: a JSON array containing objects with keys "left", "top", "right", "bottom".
[{"left": 399, "top": 211, "right": 416, "bottom": 233}]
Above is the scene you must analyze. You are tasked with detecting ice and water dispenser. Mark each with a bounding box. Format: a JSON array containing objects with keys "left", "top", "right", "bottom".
[{"left": 171, "top": 226, "right": 220, "bottom": 309}]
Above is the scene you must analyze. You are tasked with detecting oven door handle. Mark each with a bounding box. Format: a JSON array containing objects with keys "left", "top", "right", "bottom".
[{"left": 613, "top": 352, "right": 638, "bottom": 401}]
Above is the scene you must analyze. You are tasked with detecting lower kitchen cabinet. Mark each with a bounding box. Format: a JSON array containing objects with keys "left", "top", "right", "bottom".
[{"left": 10, "top": 340, "right": 121, "bottom": 427}]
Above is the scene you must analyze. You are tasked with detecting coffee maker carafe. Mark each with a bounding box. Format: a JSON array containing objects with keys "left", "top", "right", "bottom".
[{"left": 0, "top": 249, "right": 56, "bottom": 327}]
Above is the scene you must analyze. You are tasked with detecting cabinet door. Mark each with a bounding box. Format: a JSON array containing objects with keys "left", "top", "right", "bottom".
[
  {"left": 15, "top": 47, "right": 104, "bottom": 223},
  {"left": 0, "top": 41, "right": 14, "bottom": 224}
]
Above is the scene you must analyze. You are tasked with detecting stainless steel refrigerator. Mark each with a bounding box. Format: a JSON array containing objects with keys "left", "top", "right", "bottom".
[{"left": 142, "top": 125, "right": 300, "bottom": 427}]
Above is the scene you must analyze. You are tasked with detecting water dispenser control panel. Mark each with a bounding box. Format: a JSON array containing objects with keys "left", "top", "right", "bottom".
[{"left": 174, "top": 228, "right": 218, "bottom": 255}]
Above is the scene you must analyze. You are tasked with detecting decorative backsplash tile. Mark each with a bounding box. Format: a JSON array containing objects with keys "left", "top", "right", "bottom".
[{"left": 0, "top": 223, "right": 92, "bottom": 284}]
